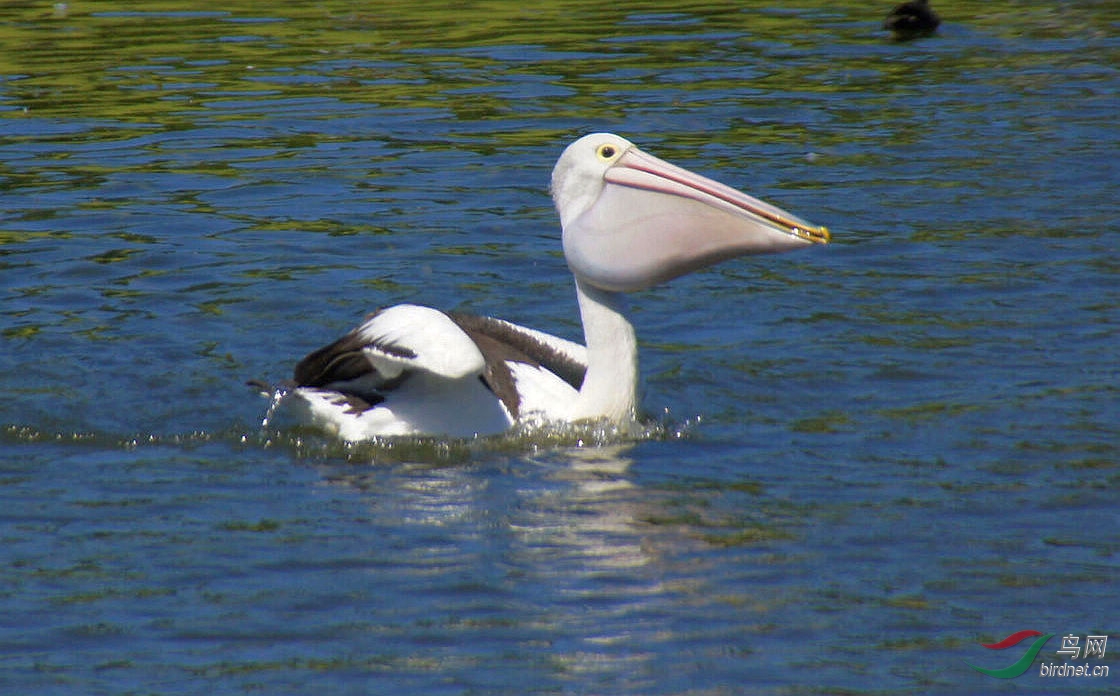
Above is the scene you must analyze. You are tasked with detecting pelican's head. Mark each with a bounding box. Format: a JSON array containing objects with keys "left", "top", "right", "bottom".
[{"left": 551, "top": 133, "right": 830, "bottom": 293}]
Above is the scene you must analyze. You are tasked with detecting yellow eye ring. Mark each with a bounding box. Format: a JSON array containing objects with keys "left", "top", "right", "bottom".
[{"left": 596, "top": 144, "right": 618, "bottom": 160}]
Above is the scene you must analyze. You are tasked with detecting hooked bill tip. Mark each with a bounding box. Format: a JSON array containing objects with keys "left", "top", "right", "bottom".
[{"left": 794, "top": 225, "right": 831, "bottom": 244}]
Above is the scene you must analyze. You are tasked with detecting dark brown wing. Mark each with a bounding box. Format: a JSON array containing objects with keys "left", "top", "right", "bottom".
[
  {"left": 293, "top": 317, "right": 418, "bottom": 412},
  {"left": 294, "top": 331, "right": 374, "bottom": 387}
]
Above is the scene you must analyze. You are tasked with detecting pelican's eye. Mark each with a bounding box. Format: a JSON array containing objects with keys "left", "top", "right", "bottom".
[{"left": 596, "top": 144, "right": 618, "bottom": 161}]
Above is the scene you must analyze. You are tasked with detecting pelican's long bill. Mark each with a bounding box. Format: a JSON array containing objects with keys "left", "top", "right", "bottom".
[{"left": 553, "top": 133, "right": 830, "bottom": 293}]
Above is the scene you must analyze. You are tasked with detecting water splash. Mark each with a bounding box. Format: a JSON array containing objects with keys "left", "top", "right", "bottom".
[
  {"left": 4, "top": 402, "right": 702, "bottom": 465},
  {"left": 257, "top": 384, "right": 289, "bottom": 431}
]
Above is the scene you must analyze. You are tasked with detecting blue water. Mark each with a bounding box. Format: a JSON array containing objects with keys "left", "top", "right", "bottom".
[{"left": 1, "top": 3, "right": 1117, "bottom": 694}]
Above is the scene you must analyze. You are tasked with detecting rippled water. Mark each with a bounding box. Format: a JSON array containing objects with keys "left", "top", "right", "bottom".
[{"left": 2, "top": 2, "right": 1117, "bottom": 694}]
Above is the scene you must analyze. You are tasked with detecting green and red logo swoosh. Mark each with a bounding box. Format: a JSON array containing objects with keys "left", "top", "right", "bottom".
[{"left": 966, "top": 630, "right": 1054, "bottom": 679}]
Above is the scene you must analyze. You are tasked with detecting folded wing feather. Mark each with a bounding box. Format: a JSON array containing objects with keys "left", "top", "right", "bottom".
[{"left": 293, "top": 304, "right": 590, "bottom": 423}]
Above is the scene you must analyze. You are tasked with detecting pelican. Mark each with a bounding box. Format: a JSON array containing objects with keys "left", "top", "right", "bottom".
[{"left": 278, "top": 133, "right": 829, "bottom": 440}]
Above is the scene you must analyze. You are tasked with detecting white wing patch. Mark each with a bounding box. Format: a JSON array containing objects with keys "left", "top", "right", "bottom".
[
  {"left": 506, "top": 361, "right": 581, "bottom": 421},
  {"left": 354, "top": 304, "right": 485, "bottom": 379}
]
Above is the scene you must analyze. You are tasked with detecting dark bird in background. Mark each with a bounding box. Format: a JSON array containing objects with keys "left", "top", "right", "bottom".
[{"left": 884, "top": 0, "right": 941, "bottom": 41}]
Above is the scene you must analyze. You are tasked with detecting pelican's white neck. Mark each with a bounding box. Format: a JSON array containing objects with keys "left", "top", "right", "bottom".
[{"left": 571, "top": 279, "right": 638, "bottom": 424}]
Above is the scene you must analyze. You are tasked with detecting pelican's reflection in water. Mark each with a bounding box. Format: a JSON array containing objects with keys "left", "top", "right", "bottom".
[
  {"left": 319, "top": 444, "right": 780, "bottom": 690},
  {"left": 514, "top": 444, "right": 649, "bottom": 572},
  {"left": 508, "top": 445, "right": 677, "bottom": 687}
]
